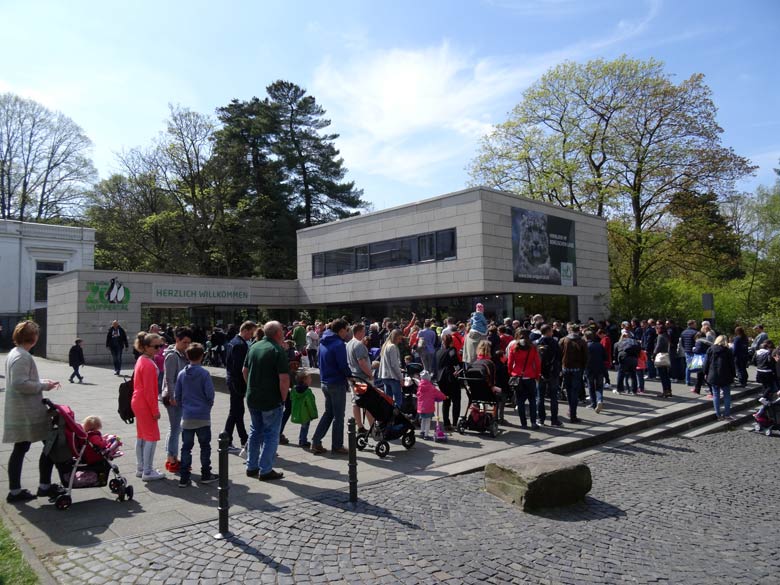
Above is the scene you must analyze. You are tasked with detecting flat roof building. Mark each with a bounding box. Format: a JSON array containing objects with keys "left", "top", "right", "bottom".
[{"left": 44, "top": 187, "right": 609, "bottom": 364}]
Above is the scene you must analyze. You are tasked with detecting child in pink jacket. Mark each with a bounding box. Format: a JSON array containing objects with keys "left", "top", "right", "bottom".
[{"left": 417, "top": 371, "right": 447, "bottom": 439}]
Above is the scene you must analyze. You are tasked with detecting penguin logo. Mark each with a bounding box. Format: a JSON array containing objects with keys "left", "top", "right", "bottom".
[
  {"left": 115, "top": 281, "right": 125, "bottom": 303},
  {"left": 105, "top": 278, "right": 116, "bottom": 303}
]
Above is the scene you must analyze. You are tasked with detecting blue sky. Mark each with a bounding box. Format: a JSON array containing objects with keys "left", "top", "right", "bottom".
[{"left": 1, "top": 0, "right": 778, "bottom": 211}]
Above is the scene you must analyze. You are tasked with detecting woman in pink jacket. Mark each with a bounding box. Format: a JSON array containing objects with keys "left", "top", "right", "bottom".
[
  {"left": 417, "top": 371, "right": 447, "bottom": 439},
  {"left": 132, "top": 332, "right": 165, "bottom": 481}
]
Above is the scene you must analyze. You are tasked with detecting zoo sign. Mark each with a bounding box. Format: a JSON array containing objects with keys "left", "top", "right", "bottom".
[
  {"left": 511, "top": 207, "right": 577, "bottom": 286},
  {"left": 85, "top": 279, "right": 131, "bottom": 311}
]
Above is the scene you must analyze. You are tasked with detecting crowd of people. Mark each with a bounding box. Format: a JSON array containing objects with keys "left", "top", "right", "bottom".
[{"left": 3, "top": 309, "right": 780, "bottom": 500}]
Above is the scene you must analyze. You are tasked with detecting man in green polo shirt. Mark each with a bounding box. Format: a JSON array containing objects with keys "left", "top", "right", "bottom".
[
  {"left": 242, "top": 320, "right": 289, "bottom": 481},
  {"left": 292, "top": 320, "right": 307, "bottom": 353}
]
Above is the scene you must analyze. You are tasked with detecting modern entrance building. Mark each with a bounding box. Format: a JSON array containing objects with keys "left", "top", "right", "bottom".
[{"left": 45, "top": 187, "right": 609, "bottom": 364}]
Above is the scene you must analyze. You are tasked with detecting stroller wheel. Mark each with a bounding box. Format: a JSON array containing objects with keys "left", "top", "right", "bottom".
[
  {"left": 55, "top": 494, "right": 72, "bottom": 510},
  {"left": 356, "top": 434, "right": 368, "bottom": 451},
  {"left": 125, "top": 485, "right": 134, "bottom": 501},
  {"left": 117, "top": 485, "right": 126, "bottom": 502},
  {"left": 456, "top": 419, "right": 465, "bottom": 435},
  {"left": 375, "top": 441, "right": 390, "bottom": 458},
  {"left": 109, "top": 478, "right": 121, "bottom": 494},
  {"left": 766, "top": 429, "right": 773, "bottom": 437},
  {"left": 489, "top": 420, "right": 499, "bottom": 438},
  {"left": 401, "top": 431, "right": 416, "bottom": 450}
]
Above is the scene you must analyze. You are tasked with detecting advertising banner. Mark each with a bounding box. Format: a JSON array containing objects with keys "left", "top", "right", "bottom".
[{"left": 511, "top": 208, "right": 576, "bottom": 286}]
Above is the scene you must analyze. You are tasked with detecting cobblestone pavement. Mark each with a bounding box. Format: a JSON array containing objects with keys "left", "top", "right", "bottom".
[{"left": 43, "top": 430, "right": 779, "bottom": 584}]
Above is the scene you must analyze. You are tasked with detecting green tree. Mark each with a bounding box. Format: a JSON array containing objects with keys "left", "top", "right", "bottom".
[
  {"left": 470, "top": 57, "right": 755, "bottom": 313},
  {"left": 266, "top": 80, "right": 367, "bottom": 227}
]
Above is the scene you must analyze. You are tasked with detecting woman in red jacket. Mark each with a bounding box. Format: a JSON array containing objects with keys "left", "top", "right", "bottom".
[
  {"left": 507, "top": 330, "right": 541, "bottom": 430},
  {"left": 132, "top": 332, "right": 165, "bottom": 481}
]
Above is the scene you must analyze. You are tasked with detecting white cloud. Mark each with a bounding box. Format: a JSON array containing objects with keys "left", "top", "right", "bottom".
[{"left": 312, "top": 1, "right": 663, "bottom": 191}]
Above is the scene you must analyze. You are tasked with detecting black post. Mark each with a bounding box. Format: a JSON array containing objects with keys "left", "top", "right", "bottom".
[
  {"left": 213, "top": 431, "right": 232, "bottom": 540},
  {"left": 347, "top": 417, "right": 358, "bottom": 504}
]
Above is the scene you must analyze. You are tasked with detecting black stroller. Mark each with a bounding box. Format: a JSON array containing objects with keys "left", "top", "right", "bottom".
[
  {"left": 401, "top": 362, "right": 424, "bottom": 421},
  {"left": 456, "top": 367, "right": 501, "bottom": 438},
  {"left": 350, "top": 377, "right": 416, "bottom": 458},
  {"left": 752, "top": 400, "right": 780, "bottom": 436}
]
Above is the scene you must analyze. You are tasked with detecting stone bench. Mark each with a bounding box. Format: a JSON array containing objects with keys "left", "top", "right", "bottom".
[{"left": 485, "top": 452, "right": 592, "bottom": 511}]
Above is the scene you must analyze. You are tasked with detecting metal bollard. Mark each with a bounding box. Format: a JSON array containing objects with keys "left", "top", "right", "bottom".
[
  {"left": 213, "top": 431, "right": 232, "bottom": 540},
  {"left": 347, "top": 417, "right": 358, "bottom": 504}
]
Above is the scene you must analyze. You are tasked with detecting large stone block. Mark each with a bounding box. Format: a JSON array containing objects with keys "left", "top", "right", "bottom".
[{"left": 485, "top": 452, "right": 592, "bottom": 511}]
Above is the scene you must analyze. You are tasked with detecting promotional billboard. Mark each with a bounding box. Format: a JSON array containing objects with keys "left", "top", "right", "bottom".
[{"left": 511, "top": 208, "right": 576, "bottom": 286}]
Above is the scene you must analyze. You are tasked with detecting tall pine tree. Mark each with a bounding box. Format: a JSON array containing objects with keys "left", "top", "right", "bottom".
[{"left": 266, "top": 80, "right": 367, "bottom": 227}]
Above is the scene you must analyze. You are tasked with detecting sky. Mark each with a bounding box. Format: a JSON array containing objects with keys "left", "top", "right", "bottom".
[{"left": 1, "top": 0, "right": 778, "bottom": 211}]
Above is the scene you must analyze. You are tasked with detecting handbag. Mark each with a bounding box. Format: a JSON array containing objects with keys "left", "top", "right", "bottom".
[
  {"left": 688, "top": 353, "right": 705, "bottom": 372},
  {"left": 654, "top": 352, "right": 671, "bottom": 368}
]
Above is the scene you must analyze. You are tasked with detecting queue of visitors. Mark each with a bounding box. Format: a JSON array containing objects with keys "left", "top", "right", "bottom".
[{"left": 4, "top": 311, "right": 780, "bottom": 500}]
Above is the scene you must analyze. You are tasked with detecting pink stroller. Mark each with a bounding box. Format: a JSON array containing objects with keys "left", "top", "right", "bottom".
[{"left": 42, "top": 399, "right": 133, "bottom": 510}]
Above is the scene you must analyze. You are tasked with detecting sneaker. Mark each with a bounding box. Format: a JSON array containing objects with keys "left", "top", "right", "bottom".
[
  {"left": 6, "top": 489, "right": 37, "bottom": 503},
  {"left": 706, "top": 394, "right": 714, "bottom": 400},
  {"left": 259, "top": 470, "right": 284, "bottom": 481},
  {"left": 612, "top": 389, "right": 619, "bottom": 394},
  {"left": 178, "top": 479, "right": 191, "bottom": 488},
  {"left": 759, "top": 397, "right": 770, "bottom": 406},
  {"left": 279, "top": 434, "right": 290, "bottom": 445},
  {"left": 689, "top": 387, "right": 697, "bottom": 393},
  {"left": 299, "top": 441, "right": 311, "bottom": 448},
  {"left": 643, "top": 375, "right": 650, "bottom": 380},
  {"left": 332, "top": 447, "right": 349, "bottom": 455},
  {"left": 726, "top": 415, "right": 737, "bottom": 421},
  {"left": 550, "top": 420, "right": 563, "bottom": 427},
  {"left": 200, "top": 473, "right": 220, "bottom": 484},
  {"left": 595, "top": 402, "right": 604, "bottom": 414},
  {"left": 135, "top": 470, "right": 143, "bottom": 478},
  {"left": 246, "top": 469, "right": 259, "bottom": 478},
  {"left": 604, "top": 383, "right": 611, "bottom": 390},
  {"left": 238, "top": 445, "right": 248, "bottom": 459},
  {"left": 531, "top": 424, "right": 541, "bottom": 430},
  {"left": 141, "top": 470, "right": 165, "bottom": 481},
  {"left": 585, "top": 404, "right": 594, "bottom": 409},
  {"left": 36, "top": 484, "right": 66, "bottom": 498},
  {"left": 570, "top": 417, "right": 581, "bottom": 424},
  {"left": 310, "top": 444, "right": 327, "bottom": 455},
  {"left": 227, "top": 444, "right": 241, "bottom": 454}
]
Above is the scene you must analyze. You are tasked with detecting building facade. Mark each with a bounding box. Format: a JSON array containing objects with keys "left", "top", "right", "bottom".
[
  {"left": 0, "top": 220, "right": 95, "bottom": 350},
  {"left": 44, "top": 187, "right": 610, "bottom": 365}
]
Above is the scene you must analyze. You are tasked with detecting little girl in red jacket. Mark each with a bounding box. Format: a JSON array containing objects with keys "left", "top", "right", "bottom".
[{"left": 417, "top": 371, "right": 447, "bottom": 439}]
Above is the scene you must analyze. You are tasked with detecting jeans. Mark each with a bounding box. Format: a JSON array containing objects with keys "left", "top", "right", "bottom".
[
  {"left": 635, "top": 370, "right": 645, "bottom": 392},
  {"left": 69, "top": 366, "right": 83, "bottom": 382},
  {"left": 684, "top": 352, "right": 694, "bottom": 386},
  {"left": 443, "top": 386, "right": 461, "bottom": 426},
  {"left": 247, "top": 405, "right": 284, "bottom": 475},
  {"left": 562, "top": 369, "right": 583, "bottom": 420},
  {"left": 280, "top": 394, "right": 292, "bottom": 435},
  {"left": 588, "top": 376, "right": 604, "bottom": 407},
  {"left": 536, "top": 377, "right": 559, "bottom": 424},
  {"left": 312, "top": 382, "right": 348, "bottom": 450},
  {"left": 165, "top": 403, "right": 182, "bottom": 458},
  {"left": 110, "top": 348, "right": 123, "bottom": 374},
  {"left": 420, "top": 350, "right": 436, "bottom": 377},
  {"left": 381, "top": 378, "right": 403, "bottom": 409},
  {"left": 513, "top": 379, "right": 537, "bottom": 426},
  {"left": 307, "top": 348, "right": 317, "bottom": 368},
  {"left": 617, "top": 369, "right": 637, "bottom": 394},
  {"left": 298, "top": 422, "right": 311, "bottom": 445},
  {"left": 658, "top": 366, "right": 672, "bottom": 395},
  {"left": 711, "top": 385, "right": 731, "bottom": 417},
  {"left": 180, "top": 425, "right": 212, "bottom": 482},
  {"left": 646, "top": 358, "right": 657, "bottom": 379},
  {"left": 224, "top": 383, "right": 248, "bottom": 446},
  {"left": 734, "top": 357, "right": 748, "bottom": 386},
  {"left": 8, "top": 441, "right": 57, "bottom": 490},
  {"left": 135, "top": 439, "right": 157, "bottom": 474}
]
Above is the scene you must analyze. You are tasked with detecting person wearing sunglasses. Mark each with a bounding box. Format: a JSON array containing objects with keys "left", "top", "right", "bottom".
[{"left": 133, "top": 331, "right": 165, "bottom": 481}]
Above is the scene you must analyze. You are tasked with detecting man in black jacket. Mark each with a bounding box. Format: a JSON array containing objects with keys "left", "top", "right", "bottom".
[
  {"left": 223, "top": 321, "right": 257, "bottom": 453},
  {"left": 105, "top": 320, "right": 128, "bottom": 375},
  {"left": 536, "top": 325, "right": 563, "bottom": 427},
  {"left": 679, "top": 320, "right": 699, "bottom": 388}
]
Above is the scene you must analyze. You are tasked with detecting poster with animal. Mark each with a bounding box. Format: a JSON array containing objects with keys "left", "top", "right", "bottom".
[{"left": 511, "top": 208, "right": 576, "bottom": 286}]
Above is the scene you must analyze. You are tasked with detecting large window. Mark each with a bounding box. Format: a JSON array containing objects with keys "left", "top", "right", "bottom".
[
  {"left": 35, "top": 261, "right": 65, "bottom": 302},
  {"left": 312, "top": 228, "right": 456, "bottom": 278}
]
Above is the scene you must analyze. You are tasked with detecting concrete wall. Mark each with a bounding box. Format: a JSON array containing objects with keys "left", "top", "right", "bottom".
[
  {"left": 0, "top": 220, "right": 95, "bottom": 316},
  {"left": 296, "top": 187, "right": 610, "bottom": 318},
  {"left": 47, "top": 269, "right": 300, "bottom": 365}
]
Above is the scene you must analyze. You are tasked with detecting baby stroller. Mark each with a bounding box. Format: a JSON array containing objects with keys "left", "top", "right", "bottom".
[
  {"left": 43, "top": 399, "right": 132, "bottom": 510},
  {"left": 752, "top": 398, "right": 780, "bottom": 436},
  {"left": 401, "top": 362, "right": 423, "bottom": 421},
  {"left": 350, "top": 377, "right": 416, "bottom": 458},
  {"left": 456, "top": 367, "right": 500, "bottom": 438}
]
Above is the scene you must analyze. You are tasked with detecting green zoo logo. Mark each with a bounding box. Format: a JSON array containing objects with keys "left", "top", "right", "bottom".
[{"left": 86, "top": 280, "right": 131, "bottom": 311}]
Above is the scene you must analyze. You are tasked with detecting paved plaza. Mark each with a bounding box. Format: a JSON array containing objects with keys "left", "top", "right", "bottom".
[
  {"left": 0, "top": 353, "right": 770, "bottom": 583},
  {"left": 39, "top": 431, "right": 780, "bottom": 584}
]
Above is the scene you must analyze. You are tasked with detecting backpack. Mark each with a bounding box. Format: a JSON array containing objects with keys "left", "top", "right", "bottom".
[
  {"left": 118, "top": 375, "right": 135, "bottom": 424},
  {"left": 622, "top": 339, "right": 641, "bottom": 359}
]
